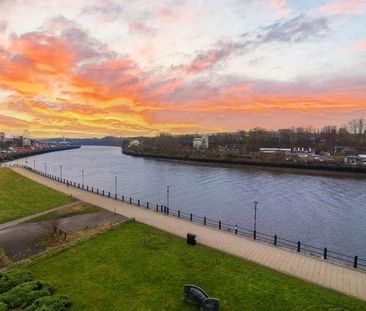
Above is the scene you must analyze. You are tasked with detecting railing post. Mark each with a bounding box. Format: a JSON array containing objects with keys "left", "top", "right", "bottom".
[
  {"left": 97, "top": 189, "right": 99, "bottom": 194},
  {"left": 156, "top": 204, "right": 158, "bottom": 212},
  {"left": 323, "top": 248, "right": 327, "bottom": 260},
  {"left": 87, "top": 186, "right": 89, "bottom": 191},
  {"left": 235, "top": 225, "right": 238, "bottom": 234},
  {"left": 164, "top": 206, "right": 166, "bottom": 213},
  {"left": 354, "top": 256, "right": 358, "bottom": 268},
  {"left": 102, "top": 190, "right": 105, "bottom": 196},
  {"left": 274, "top": 235, "right": 277, "bottom": 246},
  {"left": 147, "top": 202, "right": 149, "bottom": 209},
  {"left": 92, "top": 187, "right": 93, "bottom": 192},
  {"left": 253, "top": 230, "right": 256, "bottom": 240},
  {"left": 115, "top": 193, "right": 117, "bottom": 199},
  {"left": 129, "top": 197, "right": 132, "bottom": 204},
  {"left": 108, "top": 192, "right": 110, "bottom": 198},
  {"left": 178, "top": 210, "right": 180, "bottom": 218},
  {"left": 190, "top": 213, "right": 192, "bottom": 221},
  {"left": 219, "top": 221, "right": 221, "bottom": 230},
  {"left": 297, "top": 241, "right": 301, "bottom": 252},
  {"left": 167, "top": 207, "right": 169, "bottom": 215},
  {"left": 78, "top": 183, "right": 80, "bottom": 188},
  {"left": 161, "top": 205, "right": 163, "bottom": 212},
  {"left": 138, "top": 200, "right": 140, "bottom": 206},
  {"left": 204, "top": 217, "right": 206, "bottom": 226},
  {"left": 122, "top": 195, "right": 124, "bottom": 202}
]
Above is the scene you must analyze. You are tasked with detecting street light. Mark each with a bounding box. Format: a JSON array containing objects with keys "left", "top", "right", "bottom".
[
  {"left": 60, "top": 165, "right": 63, "bottom": 179},
  {"left": 253, "top": 201, "right": 258, "bottom": 240},
  {"left": 82, "top": 170, "right": 84, "bottom": 186},
  {"left": 115, "top": 176, "right": 117, "bottom": 197},
  {"left": 44, "top": 162, "right": 47, "bottom": 174},
  {"left": 167, "top": 185, "right": 170, "bottom": 209}
]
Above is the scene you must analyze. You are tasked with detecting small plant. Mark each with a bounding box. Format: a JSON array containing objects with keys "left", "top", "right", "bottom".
[
  {"left": 0, "top": 280, "right": 54, "bottom": 309},
  {"left": 0, "top": 302, "right": 7, "bottom": 311},
  {"left": 25, "top": 294, "right": 70, "bottom": 311},
  {"left": 0, "top": 269, "right": 32, "bottom": 294}
]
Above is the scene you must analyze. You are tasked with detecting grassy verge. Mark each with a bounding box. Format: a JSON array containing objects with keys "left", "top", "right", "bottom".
[
  {"left": 27, "top": 202, "right": 101, "bottom": 223},
  {"left": 0, "top": 168, "right": 74, "bottom": 223},
  {"left": 18, "top": 221, "right": 366, "bottom": 311}
]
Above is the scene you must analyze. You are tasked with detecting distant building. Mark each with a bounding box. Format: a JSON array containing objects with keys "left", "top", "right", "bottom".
[
  {"left": 128, "top": 140, "right": 141, "bottom": 148},
  {"left": 344, "top": 155, "right": 366, "bottom": 165},
  {"left": 359, "top": 155, "right": 366, "bottom": 165},
  {"left": 292, "top": 147, "right": 315, "bottom": 158},
  {"left": 259, "top": 148, "right": 291, "bottom": 154},
  {"left": 0, "top": 132, "right": 5, "bottom": 143},
  {"left": 193, "top": 135, "right": 209, "bottom": 151}
]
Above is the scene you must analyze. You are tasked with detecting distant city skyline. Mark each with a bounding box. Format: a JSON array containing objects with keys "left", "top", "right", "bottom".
[{"left": 0, "top": 0, "right": 365, "bottom": 137}]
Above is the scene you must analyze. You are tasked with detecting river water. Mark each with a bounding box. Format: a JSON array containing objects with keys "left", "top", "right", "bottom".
[{"left": 10, "top": 146, "right": 366, "bottom": 258}]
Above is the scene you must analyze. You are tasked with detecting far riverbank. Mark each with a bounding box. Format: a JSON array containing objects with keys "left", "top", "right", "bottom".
[
  {"left": 0, "top": 145, "right": 81, "bottom": 164},
  {"left": 122, "top": 149, "right": 366, "bottom": 175}
]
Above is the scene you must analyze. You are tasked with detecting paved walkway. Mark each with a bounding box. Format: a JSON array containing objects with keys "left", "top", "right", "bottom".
[
  {"left": 0, "top": 201, "right": 81, "bottom": 231},
  {"left": 11, "top": 167, "right": 366, "bottom": 302}
]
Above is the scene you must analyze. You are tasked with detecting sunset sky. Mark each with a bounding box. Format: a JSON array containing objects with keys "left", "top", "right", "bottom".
[{"left": 0, "top": 0, "right": 365, "bottom": 137}]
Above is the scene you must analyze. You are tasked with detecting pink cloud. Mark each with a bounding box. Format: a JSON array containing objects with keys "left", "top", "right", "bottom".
[
  {"left": 349, "top": 39, "right": 366, "bottom": 52},
  {"left": 317, "top": 0, "right": 366, "bottom": 15},
  {"left": 268, "top": 0, "right": 291, "bottom": 17}
]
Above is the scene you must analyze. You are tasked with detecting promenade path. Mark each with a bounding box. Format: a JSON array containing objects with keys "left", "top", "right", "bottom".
[{"left": 11, "top": 167, "right": 366, "bottom": 302}]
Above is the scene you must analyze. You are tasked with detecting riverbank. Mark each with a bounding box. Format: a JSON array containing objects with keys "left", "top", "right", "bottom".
[
  {"left": 0, "top": 145, "right": 81, "bottom": 164},
  {"left": 8, "top": 166, "right": 366, "bottom": 304},
  {"left": 123, "top": 149, "right": 366, "bottom": 175}
]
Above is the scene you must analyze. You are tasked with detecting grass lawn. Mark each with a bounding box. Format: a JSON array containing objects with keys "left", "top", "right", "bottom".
[
  {"left": 0, "top": 168, "right": 74, "bottom": 223},
  {"left": 26, "top": 202, "right": 101, "bottom": 223},
  {"left": 21, "top": 221, "right": 366, "bottom": 311}
]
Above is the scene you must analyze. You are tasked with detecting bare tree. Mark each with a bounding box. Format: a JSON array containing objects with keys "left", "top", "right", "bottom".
[{"left": 347, "top": 119, "right": 365, "bottom": 135}]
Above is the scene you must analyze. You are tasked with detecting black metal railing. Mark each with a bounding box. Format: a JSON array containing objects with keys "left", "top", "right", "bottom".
[{"left": 16, "top": 164, "right": 366, "bottom": 270}]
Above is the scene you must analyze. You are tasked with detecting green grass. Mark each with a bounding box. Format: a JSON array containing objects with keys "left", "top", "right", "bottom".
[
  {"left": 27, "top": 202, "right": 101, "bottom": 223},
  {"left": 0, "top": 168, "right": 74, "bottom": 223},
  {"left": 20, "top": 222, "right": 366, "bottom": 311}
]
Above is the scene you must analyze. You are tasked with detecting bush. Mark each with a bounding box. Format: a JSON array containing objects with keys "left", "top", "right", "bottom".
[
  {"left": 25, "top": 294, "right": 70, "bottom": 311},
  {"left": 0, "top": 269, "right": 33, "bottom": 294},
  {"left": 0, "top": 280, "right": 54, "bottom": 309},
  {"left": 0, "top": 302, "right": 7, "bottom": 311}
]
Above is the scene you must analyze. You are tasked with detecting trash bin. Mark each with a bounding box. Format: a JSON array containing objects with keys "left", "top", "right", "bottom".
[{"left": 187, "top": 233, "right": 196, "bottom": 245}]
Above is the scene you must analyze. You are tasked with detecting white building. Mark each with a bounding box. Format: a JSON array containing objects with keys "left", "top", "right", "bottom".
[
  {"left": 128, "top": 140, "right": 141, "bottom": 148},
  {"left": 193, "top": 135, "right": 209, "bottom": 151},
  {"left": 259, "top": 148, "right": 291, "bottom": 154}
]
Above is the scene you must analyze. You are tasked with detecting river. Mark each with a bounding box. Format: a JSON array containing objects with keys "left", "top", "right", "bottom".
[{"left": 9, "top": 146, "right": 366, "bottom": 258}]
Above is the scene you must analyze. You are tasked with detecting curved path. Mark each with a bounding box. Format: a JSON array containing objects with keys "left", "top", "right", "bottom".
[{"left": 11, "top": 167, "right": 366, "bottom": 302}]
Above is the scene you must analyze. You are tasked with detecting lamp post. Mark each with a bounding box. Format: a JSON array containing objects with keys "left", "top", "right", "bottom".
[
  {"left": 253, "top": 201, "right": 258, "bottom": 240},
  {"left": 115, "top": 176, "right": 117, "bottom": 197},
  {"left": 167, "top": 185, "right": 170, "bottom": 209},
  {"left": 60, "top": 165, "right": 63, "bottom": 179},
  {"left": 44, "top": 162, "right": 47, "bottom": 174},
  {"left": 82, "top": 170, "right": 84, "bottom": 186}
]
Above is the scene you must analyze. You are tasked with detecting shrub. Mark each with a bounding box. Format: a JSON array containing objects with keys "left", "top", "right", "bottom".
[
  {"left": 0, "top": 280, "right": 54, "bottom": 309},
  {"left": 0, "top": 269, "right": 33, "bottom": 294},
  {"left": 0, "top": 302, "right": 7, "bottom": 311},
  {"left": 25, "top": 295, "right": 70, "bottom": 311}
]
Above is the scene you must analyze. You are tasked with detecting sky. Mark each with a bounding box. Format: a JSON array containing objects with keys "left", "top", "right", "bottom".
[{"left": 0, "top": 0, "right": 365, "bottom": 138}]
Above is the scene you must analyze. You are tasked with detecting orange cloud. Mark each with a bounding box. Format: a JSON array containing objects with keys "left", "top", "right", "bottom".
[{"left": 0, "top": 16, "right": 365, "bottom": 138}]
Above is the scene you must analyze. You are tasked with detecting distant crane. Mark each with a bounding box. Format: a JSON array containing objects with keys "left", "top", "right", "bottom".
[{"left": 59, "top": 128, "right": 66, "bottom": 143}]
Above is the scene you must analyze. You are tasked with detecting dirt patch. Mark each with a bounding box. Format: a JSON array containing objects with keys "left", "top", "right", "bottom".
[{"left": 0, "top": 210, "right": 127, "bottom": 267}]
